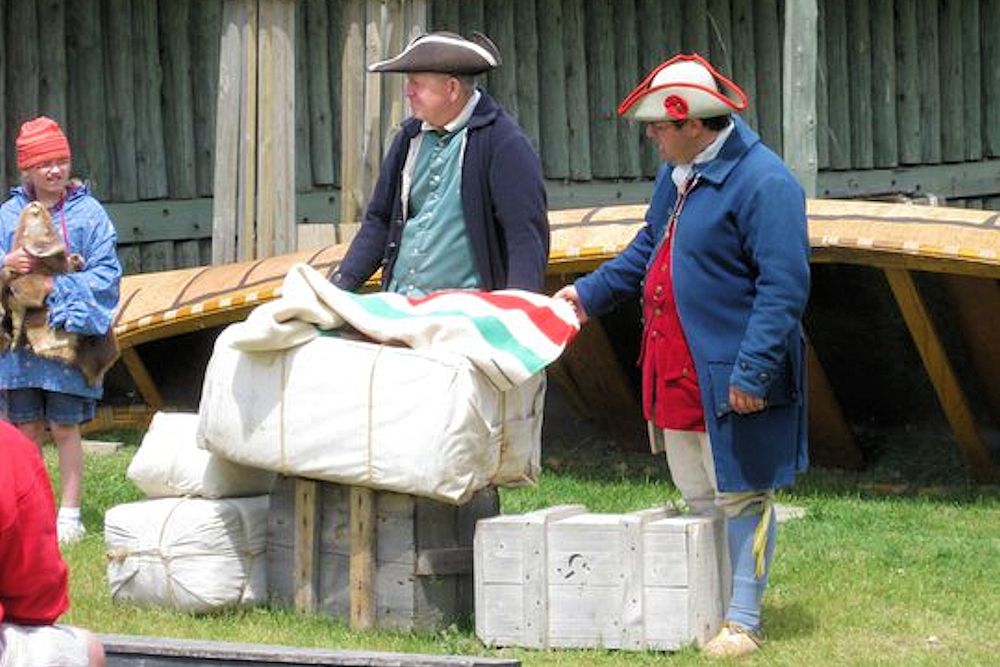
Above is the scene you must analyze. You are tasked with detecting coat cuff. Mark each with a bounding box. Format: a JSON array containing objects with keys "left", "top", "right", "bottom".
[{"left": 729, "top": 357, "right": 775, "bottom": 398}]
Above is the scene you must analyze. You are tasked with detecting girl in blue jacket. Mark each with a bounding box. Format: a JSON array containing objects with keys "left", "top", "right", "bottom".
[{"left": 1, "top": 116, "right": 121, "bottom": 545}]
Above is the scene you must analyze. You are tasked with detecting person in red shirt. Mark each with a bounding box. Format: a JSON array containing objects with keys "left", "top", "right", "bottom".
[{"left": 0, "top": 419, "right": 105, "bottom": 666}]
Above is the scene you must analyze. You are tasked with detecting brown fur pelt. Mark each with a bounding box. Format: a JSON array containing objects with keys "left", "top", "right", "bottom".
[{"left": 0, "top": 201, "right": 119, "bottom": 387}]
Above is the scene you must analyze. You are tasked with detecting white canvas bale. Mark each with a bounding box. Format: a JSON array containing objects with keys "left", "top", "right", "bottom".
[
  {"left": 126, "top": 411, "right": 275, "bottom": 499},
  {"left": 475, "top": 505, "right": 724, "bottom": 651},
  {"left": 197, "top": 327, "right": 544, "bottom": 504},
  {"left": 105, "top": 496, "right": 269, "bottom": 613}
]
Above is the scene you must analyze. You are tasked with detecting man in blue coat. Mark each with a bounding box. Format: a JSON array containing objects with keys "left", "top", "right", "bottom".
[
  {"left": 557, "top": 54, "right": 810, "bottom": 658},
  {"left": 330, "top": 31, "right": 549, "bottom": 295}
]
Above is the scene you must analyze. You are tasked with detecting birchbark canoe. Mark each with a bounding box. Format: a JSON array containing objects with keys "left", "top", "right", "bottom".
[{"left": 97, "top": 199, "right": 1000, "bottom": 481}]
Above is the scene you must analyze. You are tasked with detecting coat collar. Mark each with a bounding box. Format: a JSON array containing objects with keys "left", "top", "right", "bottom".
[
  {"left": 10, "top": 181, "right": 90, "bottom": 209},
  {"left": 689, "top": 116, "right": 760, "bottom": 186},
  {"left": 401, "top": 88, "right": 501, "bottom": 138}
]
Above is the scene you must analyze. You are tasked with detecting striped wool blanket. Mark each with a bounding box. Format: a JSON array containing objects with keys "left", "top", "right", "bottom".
[{"left": 226, "top": 263, "right": 580, "bottom": 389}]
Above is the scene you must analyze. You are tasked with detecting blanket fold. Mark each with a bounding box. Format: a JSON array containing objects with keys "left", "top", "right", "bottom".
[{"left": 226, "top": 263, "right": 580, "bottom": 389}]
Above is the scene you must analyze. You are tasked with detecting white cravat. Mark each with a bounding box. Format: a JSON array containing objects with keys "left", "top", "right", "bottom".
[{"left": 671, "top": 121, "right": 735, "bottom": 191}]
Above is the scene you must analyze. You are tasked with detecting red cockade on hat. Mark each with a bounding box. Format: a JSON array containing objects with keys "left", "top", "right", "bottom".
[
  {"left": 16, "top": 116, "right": 71, "bottom": 170},
  {"left": 663, "top": 95, "right": 689, "bottom": 120}
]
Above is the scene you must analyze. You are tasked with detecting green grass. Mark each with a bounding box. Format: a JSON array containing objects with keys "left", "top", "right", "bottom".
[{"left": 51, "top": 427, "right": 1000, "bottom": 666}]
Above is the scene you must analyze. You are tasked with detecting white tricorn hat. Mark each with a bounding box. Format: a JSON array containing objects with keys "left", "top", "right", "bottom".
[
  {"left": 617, "top": 53, "right": 748, "bottom": 121},
  {"left": 368, "top": 31, "right": 501, "bottom": 75}
]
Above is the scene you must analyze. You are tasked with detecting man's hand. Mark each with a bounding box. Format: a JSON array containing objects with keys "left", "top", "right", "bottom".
[
  {"left": 729, "top": 385, "right": 766, "bottom": 414},
  {"left": 554, "top": 285, "right": 589, "bottom": 325}
]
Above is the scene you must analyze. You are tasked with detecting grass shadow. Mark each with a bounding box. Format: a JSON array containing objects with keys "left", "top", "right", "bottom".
[{"left": 764, "top": 601, "right": 818, "bottom": 641}]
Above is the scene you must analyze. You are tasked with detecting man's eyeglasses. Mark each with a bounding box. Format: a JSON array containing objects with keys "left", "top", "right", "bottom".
[{"left": 648, "top": 119, "right": 687, "bottom": 132}]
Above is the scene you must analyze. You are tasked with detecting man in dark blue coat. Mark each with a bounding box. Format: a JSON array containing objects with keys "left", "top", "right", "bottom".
[
  {"left": 330, "top": 31, "right": 549, "bottom": 295},
  {"left": 557, "top": 54, "right": 810, "bottom": 658}
]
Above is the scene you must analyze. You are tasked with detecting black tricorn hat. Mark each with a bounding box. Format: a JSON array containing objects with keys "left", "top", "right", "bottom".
[{"left": 368, "top": 31, "right": 502, "bottom": 75}]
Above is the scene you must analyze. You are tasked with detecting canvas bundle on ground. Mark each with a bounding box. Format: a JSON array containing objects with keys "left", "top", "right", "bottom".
[
  {"left": 126, "top": 411, "right": 275, "bottom": 499},
  {"left": 475, "top": 505, "right": 724, "bottom": 651},
  {"left": 197, "top": 325, "right": 545, "bottom": 504},
  {"left": 104, "top": 495, "right": 269, "bottom": 613}
]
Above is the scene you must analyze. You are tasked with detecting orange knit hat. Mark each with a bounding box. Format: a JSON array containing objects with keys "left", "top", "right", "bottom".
[{"left": 16, "top": 116, "right": 72, "bottom": 170}]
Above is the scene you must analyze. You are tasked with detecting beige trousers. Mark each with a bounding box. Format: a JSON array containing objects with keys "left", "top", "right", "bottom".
[{"left": 649, "top": 424, "right": 773, "bottom": 518}]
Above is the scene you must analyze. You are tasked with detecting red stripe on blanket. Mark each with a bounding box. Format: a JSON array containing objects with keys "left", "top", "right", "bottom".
[{"left": 407, "top": 291, "right": 578, "bottom": 345}]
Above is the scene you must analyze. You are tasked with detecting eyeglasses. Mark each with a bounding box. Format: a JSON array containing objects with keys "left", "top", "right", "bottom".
[{"left": 648, "top": 119, "right": 687, "bottom": 132}]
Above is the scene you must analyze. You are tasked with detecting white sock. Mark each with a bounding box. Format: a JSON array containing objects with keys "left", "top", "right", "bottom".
[{"left": 58, "top": 506, "right": 81, "bottom": 522}]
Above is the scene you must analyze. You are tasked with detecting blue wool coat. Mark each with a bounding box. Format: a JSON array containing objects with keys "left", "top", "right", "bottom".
[
  {"left": 331, "top": 89, "right": 549, "bottom": 293},
  {"left": 575, "top": 118, "right": 810, "bottom": 492},
  {"left": 0, "top": 184, "right": 121, "bottom": 399}
]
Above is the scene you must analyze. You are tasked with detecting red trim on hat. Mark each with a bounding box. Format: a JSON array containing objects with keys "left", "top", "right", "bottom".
[{"left": 617, "top": 53, "right": 748, "bottom": 118}]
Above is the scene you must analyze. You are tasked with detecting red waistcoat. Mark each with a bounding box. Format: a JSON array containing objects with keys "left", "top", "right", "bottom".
[{"left": 639, "top": 186, "right": 706, "bottom": 432}]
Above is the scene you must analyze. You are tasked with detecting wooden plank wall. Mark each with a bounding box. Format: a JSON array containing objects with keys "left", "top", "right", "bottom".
[{"left": 2, "top": 0, "right": 999, "bottom": 275}]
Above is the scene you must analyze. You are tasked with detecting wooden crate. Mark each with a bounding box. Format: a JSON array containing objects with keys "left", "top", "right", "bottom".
[
  {"left": 474, "top": 505, "right": 724, "bottom": 650},
  {"left": 268, "top": 476, "right": 498, "bottom": 632}
]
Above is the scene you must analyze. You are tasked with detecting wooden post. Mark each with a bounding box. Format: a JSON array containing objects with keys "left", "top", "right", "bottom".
[
  {"left": 638, "top": 0, "right": 667, "bottom": 177},
  {"left": 782, "top": 0, "right": 818, "bottom": 197},
  {"left": 917, "top": 0, "right": 941, "bottom": 164},
  {"left": 615, "top": 0, "right": 641, "bottom": 179},
  {"left": 941, "top": 275, "right": 1000, "bottom": 424},
  {"left": 39, "top": 2, "right": 67, "bottom": 124},
  {"left": 586, "top": 0, "right": 617, "bottom": 179},
  {"left": 293, "top": 478, "right": 319, "bottom": 612},
  {"left": 845, "top": 0, "right": 872, "bottom": 169},
  {"left": 105, "top": 0, "right": 139, "bottom": 203},
  {"left": 962, "top": 0, "right": 982, "bottom": 162},
  {"left": 683, "top": 0, "right": 709, "bottom": 55},
  {"left": 338, "top": 0, "right": 425, "bottom": 228},
  {"left": 486, "top": 0, "right": 517, "bottom": 116},
  {"left": 537, "top": 0, "right": 569, "bottom": 179},
  {"left": 938, "top": 0, "right": 964, "bottom": 164},
  {"left": 256, "top": 0, "right": 296, "bottom": 257},
  {"left": 814, "top": 0, "right": 828, "bottom": 169},
  {"left": 192, "top": 0, "right": 223, "bottom": 198},
  {"left": 806, "top": 337, "right": 863, "bottom": 469},
  {"left": 7, "top": 0, "right": 40, "bottom": 152},
  {"left": 823, "top": 0, "right": 850, "bottom": 168},
  {"left": 895, "top": 0, "right": 920, "bottom": 166},
  {"left": 134, "top": 0, "right": 169, "bottom": 200},
  {"left": 213, "top": 0, "right": 293, "bottom": 262},
  {"left": 119, "top": 348, "right": 165, "bottom": 411},
  {"left": 985, "top": 0, "right": 1000, "bottom": 157},
  {"left": 870, "top": 0, "right": 897, "bottom": 169},
  {"left": 514, "top": 0, "right": 540, "bottom": 153},
  {"left": 563, "top": 0, "right": 591, "bottom": 181},
  {"left": 349, "top": 486, "right": 376, "bottom": 630},
  {"left": 340, "top": 0, "right": 365, "bottom": 226},
  {"left": 213, "top": 0, "right": 255, "bottom": 263},
  {"left": 730, "top": 0, "right": 758, "bottom": 146},
  {"left": 753, "top": 0, "right": 782, "bottom": 154},
  {"left": 883, "top": 269, "right": 999, "bottom": 483},
  {"left": 159, "top": 1, "right": 198, "bottom": 199},
  {"left": 68, "top": 0, "right": 110, "bottom": 198},
  {"left": 305, "top": 0, "right": 335, "bottom": 186}
]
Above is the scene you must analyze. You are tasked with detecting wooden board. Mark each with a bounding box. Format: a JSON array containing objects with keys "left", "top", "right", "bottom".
[{"left": 101, "top": 633, "right": 519, "bottom": 666}]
